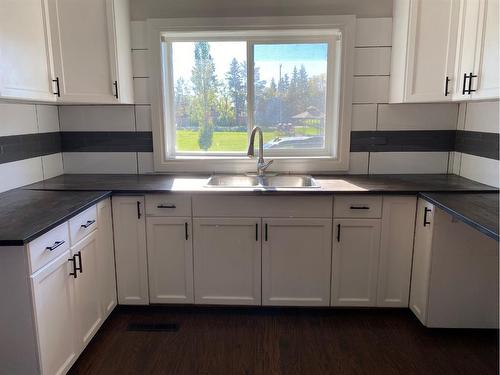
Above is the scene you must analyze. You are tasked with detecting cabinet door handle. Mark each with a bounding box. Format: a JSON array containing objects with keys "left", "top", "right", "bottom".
[
  {"left": 68, "top": 255, "right": 78, "bottom": 278},
  {"left": 185, "top": 222, "right": 189, "bottom": 240},
  {"left": 467, "top": 72, "right": 477, "bottom": 94},
  {"left": 75, "top": 251, "right": 83, "bottom": 274},
  {"left": 337, "top": 224, "right": 341, "bottom": 242},
  {"left": 423, "top": 207, "right": 431, "bottom": 227},
  {"left": 52, "top": 77, "right": 60, "bottom": 97},
  {"left": 80, "top": 220, "right": 95, "bottom": 229},
  {"left": 444, "top": 76, "right": 450, "bottom": 96},
  {"left": 349, "top": 206, "right": 370, "bottom": 210},
  {"left": 157, "top": 204, "right": 176, "bottom": 209},
  {"left": 265, "top": 223, "right": 268, "bottom": 242},
  {"left": 137, "top": 201, "right": 142, "bottom": 219},
  {"left": 46, "top": 240, "right": 65, "bottom": 251},
  {"left": 462, "top": 73, "right": 468, "bottom": 95},
  {"left": 255, "top": 223, "right": 258, "bottom": 241},
  {"left": 113, "top": 80, "right": 119, "bottom": 99}
]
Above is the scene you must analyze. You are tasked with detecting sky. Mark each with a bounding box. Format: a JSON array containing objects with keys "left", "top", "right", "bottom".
[{"left": 171, "top": 41, "right": 328, "bottom": 87}]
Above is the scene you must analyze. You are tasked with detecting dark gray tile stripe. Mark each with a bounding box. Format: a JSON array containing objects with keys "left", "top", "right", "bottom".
[
  {"left": 350, "top": 130, "right": 456, "bottom": 152},
  {"left": 0, "top": 132, "right": 61, "bottom": 164},
  {"left": 455, "top": 130, "right": 499, "bottom": 160},
  {"left": 61, "top": 131, "right": 153, "bottom": 152}
]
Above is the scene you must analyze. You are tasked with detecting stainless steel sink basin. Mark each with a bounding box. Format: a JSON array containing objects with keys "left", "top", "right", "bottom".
[{"left": 205, "top": 174, "right": 320, "bottom": 188}]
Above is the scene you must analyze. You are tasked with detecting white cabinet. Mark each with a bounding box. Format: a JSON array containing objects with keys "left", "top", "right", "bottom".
[
  {"left": 410, "top": 198, "right": 499, "bottom": 328},
  {"left": 30, "top": 250, "right": 77, "bottom": 375},
  {"left": 97, "top": 199, "right": 117, "bottom": 316},
  {"left": 331, "top": 219, "right": 381, "bottom": 306},
  {"left": 112, "top": 196, "right": 149, "bottom": 305},
  {"left": 72, "top": 231, "right": 103, "bottom": 348},
  {"left": 0, "top": 0, "right": 56, "bottom": 101},
  {"left": 377, "top": 196, "right": 416, "bottom": 307},
  {"left": 390, "top": 0, "right": 459, "bottom": 102},
  {"left": 193, "top": 218, "right": 261, "bottom": 305},
  {"left": 46, "top": 0, "right": 133, "bottom": 103},
  {"left": 262, "top": 218, "right": 332, "bottom": 306},
  {"left": 147, "top": 217, "right": 194, "bottom": 304}
]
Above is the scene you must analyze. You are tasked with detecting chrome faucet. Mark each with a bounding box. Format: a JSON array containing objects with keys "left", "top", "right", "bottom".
[{"left": 247, "top": 126, "right": 273, "bottom": 176}]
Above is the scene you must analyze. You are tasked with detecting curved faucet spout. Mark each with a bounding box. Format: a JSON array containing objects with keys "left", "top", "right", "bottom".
[{"left": 247, "top": 127, "right": 273, "bottom": 176}]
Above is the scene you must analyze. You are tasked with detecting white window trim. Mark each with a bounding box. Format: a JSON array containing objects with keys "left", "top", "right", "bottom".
[{"left": 147, "top": 16, "right": 355, "bottom": 173}]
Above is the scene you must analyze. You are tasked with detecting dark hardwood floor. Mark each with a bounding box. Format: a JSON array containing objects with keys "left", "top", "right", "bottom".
[{"left": 69, "top": 306, "right": 499, "bottom": 375}]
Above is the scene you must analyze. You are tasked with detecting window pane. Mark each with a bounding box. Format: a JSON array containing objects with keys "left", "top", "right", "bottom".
[
  {"left": 253, "top": 43, "right": 328, "bottom": 150},
  {"left": 171, "top": 41, "right": 247, "bottom": 153}
]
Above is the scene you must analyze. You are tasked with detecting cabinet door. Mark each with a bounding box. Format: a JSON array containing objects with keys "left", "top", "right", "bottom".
[
  {"left": 404, "top": 0, "right": 459, "bottom": 102},
  {"left": 377, "top": 196, "right": 416, "bottom": 307},
  {"left": 193, "top": 218, "right": 261, "bottom": 305},
  {"left": 471, "top": 0, "right": 499, "bottom": 100},
  {"left": 46, "top": 0, "right": 118, "bottom": 103},
  {"left": 97, "top": 199, "right": 117, "bottom": 317},
  {"left": 409, "top": 199, "right": 435, "bottom": 323},
  {"left": 72, "top": 231, "right": 102, "bottom": 349},
  {"left": 31, "top": 250, "right": 77, "bottom": 375},
  {"left": 332, "top": 219, "right": 381, "bottom": 307},
  {"left": 262, "top": 218, "right": 332, "bottom": 306},
  {"left": 147, "top": 217, "right": 194, "bottom": 304},
  {"left": 0, "top": 0, "right": 55, "bottom": 101},
  {"left": 112, "top": 196, "right": 149, "bottom": 305}
]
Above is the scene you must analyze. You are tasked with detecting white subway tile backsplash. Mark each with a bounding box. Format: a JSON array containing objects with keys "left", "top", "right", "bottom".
[
  {"left": 351, "top": 104, "right": 377, "bottom": 131},
  {"left": 131, "top": 21, "right": 147, "bottom": 50},
  {"left": 132, "top": 50, "right": 149, "bottom": 78},
  {"left": 355, "top": 18, "right": 392, "bottom": 47},
  {"left": 62, "top": 152, "right": 138, "bottom": 174},
  {"left": 354, "top": 47, "right": 391, "bottom": 76},
  {"left": 135, "top": 105, "right": 152, "bottom": 131},
  {"left": 353, "top": 76, "right": 389, "bottom": 104},
  {"left": 138, "top": 152, "right": 154, "bottom": 173},
  {"left": 59, "top": 105, "right": 135, "bottom": 132},
  {"left": 348, "top": 152, "right": 369, "bottom": 174},
  {"left": 0, "top": 103, "right": 38, "bottom": 136},
  {"left": 0, "top": 157, "right": 44, "bottom": 193},
  {"left": 36, "top": 105, "right": 60, "bottom": 133},
  {"left": 464, "top": 100, "right": 499, "bottom": 133},
  {"left": 457, "top": 103, "right": 466, "bottom": 131},
  {"left": 369, "top": 152, "right": 449, "bottom": 174},
  {"left": 42, "top": 153, "right": 64, "bottom": 179},
  {"left": 377, "top": 103, "right": 458, "bottom": 130},
  {"left": 460, "top": 153, "right": 499, "bottom": 188},
  {"left": 448, "top": 151, "right": 462, "bottom": 175},
  {"left": 133, "top": 78, "right": 150, "bottom": 105}
]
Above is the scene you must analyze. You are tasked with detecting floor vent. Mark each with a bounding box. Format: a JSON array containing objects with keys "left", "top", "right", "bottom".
[{"left": 126, "top": 323, "right": 180, "bottom": 332}]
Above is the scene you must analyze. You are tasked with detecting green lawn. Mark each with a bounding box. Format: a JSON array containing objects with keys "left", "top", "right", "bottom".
[{"left": 176, "top": 127, "right": 321, "bottom": 152}]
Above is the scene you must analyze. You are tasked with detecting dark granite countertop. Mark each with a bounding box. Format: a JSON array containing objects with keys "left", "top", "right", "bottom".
[
  {"left": 419, "top": 192, "right": 499, "bottom": 241},
  {"left": 0, "top": 189, "right": 111, "bottom": 246},
  {"left": 24, "top": 173, "right": 497, "bottom": 194}
]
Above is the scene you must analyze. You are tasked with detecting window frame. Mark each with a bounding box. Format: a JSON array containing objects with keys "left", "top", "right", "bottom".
[{"left": 147, "top": 16, "right": 355, "bottom": 173}]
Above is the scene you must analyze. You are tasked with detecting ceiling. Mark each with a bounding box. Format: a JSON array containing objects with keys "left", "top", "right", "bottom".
[{"left": 129, "top": 0, "right": 393, "bottom": 20}]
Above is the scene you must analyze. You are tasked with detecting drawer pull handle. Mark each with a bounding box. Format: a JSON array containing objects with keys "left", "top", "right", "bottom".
[
  {"left": 423, "top": 207, "right": 431, "bottom": 227},
  {"left": 350, "top": 206, "right": 370, "bottom": 210},
  {"left": 68, "top": 256, "right": 78, "bottom": 278},
  {"left": 81, "top": 220, "right": 95, "bottom": 229},
  {"left": 158, "top": 204, "right": 176, "bottom": 209},
  {"left": 46, "top": 240, "right": 65, "bottom": 251}
]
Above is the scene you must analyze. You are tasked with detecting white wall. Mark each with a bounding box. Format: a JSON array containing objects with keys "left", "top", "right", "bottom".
[{"left": 129, "top": 0, "right": 393, "bottom": 20}]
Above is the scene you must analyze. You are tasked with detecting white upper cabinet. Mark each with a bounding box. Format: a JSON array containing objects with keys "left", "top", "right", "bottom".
[
  {"left": 46, "top": 0, "right": 133, "bottom": 103},
  {"left": 391, "top": 0, "right": 499, "bottom": 102},
  {"left": 0, "top": 0, "right": 56, "bottom": 101}
]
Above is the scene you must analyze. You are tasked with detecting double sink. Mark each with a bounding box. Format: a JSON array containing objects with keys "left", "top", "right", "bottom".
[{"left": 206, "top": 174, "right": 319, "bottom": 188}]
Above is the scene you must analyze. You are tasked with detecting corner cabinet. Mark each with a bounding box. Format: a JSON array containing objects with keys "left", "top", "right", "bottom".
[
  {"left": 112, "top": 196, "right": 149, "bottom": 305},
  {"left": 390, "top": 0, "right": 499, "bottom": 103}
]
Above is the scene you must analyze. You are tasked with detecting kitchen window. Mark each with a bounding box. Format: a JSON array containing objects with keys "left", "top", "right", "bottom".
[{"left": 149, "top": 17, "right": 355, "bottom": 172}]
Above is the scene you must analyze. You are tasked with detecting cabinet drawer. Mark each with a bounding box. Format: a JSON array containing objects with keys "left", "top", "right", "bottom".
[
  {"left": 28, "top": 222, "right": 70, "bottom": 274},
  {"left": 69, "top": 205, "right": 98, "bottom": 245},
  {"left": 146, "top": 194, "right": 191, "bottom": 217},
  {"left": 334, "top": 195, "right": 382, "bottom": 218}
]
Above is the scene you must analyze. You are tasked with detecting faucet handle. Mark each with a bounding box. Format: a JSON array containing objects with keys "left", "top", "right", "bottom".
[{"left": 261, "top": 159, "right": 274, "bottom": 172}]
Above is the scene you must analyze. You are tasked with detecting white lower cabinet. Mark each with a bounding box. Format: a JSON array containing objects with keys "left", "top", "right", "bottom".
[
  {"left": 262, "top": 218, "right": 332, "bottom": 306},
  {"left": 193, "top": 218, "right": 261, "bottom": 305},
  {"left": 97, "top": 199, "right": 117, "bottom": 316},
  {"left": 147, "top": 217, "right": 194, "bottom": 303},
  {"left": 30, "top": 250, "right": 77, "bottom": 375},
  {"left": 112, "top": 196, "right": 149, "bottom": 305},
  {"left": 332, "top": 219, "right": 381, "bottom": 306}
]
